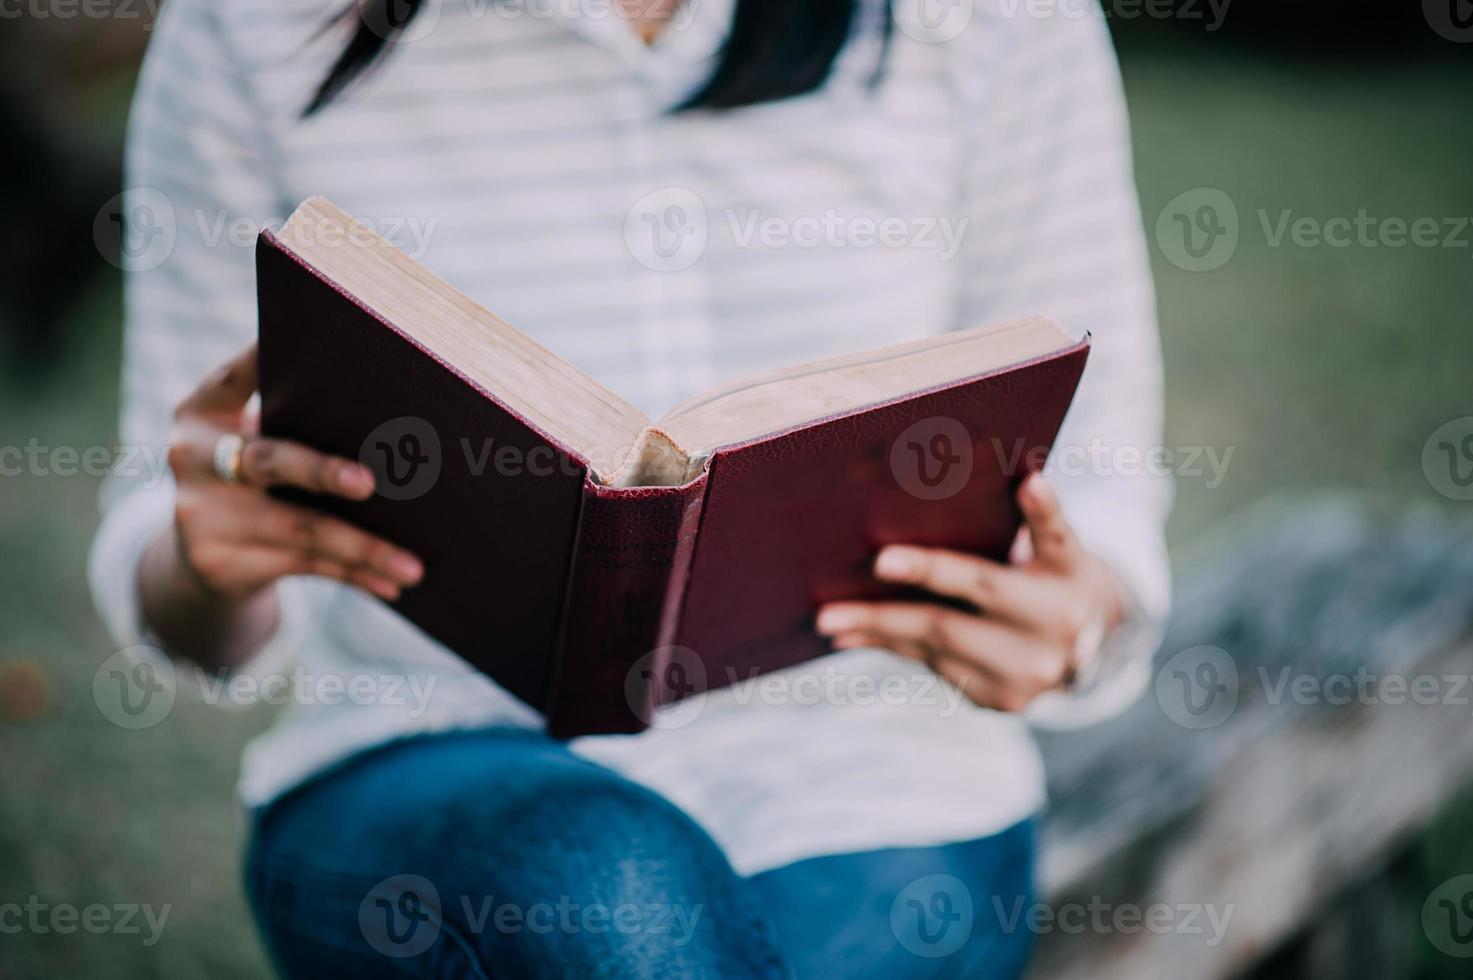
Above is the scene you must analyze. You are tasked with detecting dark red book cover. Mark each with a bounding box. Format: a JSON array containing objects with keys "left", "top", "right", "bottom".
[
  {"left": 256, "top": 229, "right": 1089, "bottom": 737},
  {"left": 671, "top": 345, "right": 1089, "bottom": 696}
]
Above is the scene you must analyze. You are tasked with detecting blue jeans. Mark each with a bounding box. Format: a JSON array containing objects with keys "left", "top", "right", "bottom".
[{"left": 245, "top": 730, "right": 1035, "bottom": 978}]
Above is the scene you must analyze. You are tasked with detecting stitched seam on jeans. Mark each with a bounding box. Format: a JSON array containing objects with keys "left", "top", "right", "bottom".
[
  {"left": 256, "top": 851, "right": 410, "bottom": 896},
  {"left": 257, "top": 869, "right": 492, "bottom": 980}
]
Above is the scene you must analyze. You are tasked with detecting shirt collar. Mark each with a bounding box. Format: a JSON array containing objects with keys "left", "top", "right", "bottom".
[{"left": 547, "top": 0, "right": 735, "bottom": 103}]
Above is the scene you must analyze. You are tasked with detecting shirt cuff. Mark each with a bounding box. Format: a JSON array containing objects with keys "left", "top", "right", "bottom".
[
  {"left": 88, "top": 482, "right": 311, "bottom": 707},
  {"left": 1024, "top": 577, "right": 1160, "bottom": 729},
  {"left": 1023, "top": 495, "right": 1171, "bottom": 729},
  {"left": 88, "top": 482, "right": 176, "bottom": 651}
]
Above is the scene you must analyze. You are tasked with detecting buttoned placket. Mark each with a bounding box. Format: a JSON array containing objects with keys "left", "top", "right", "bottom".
[{"left": 554, "top": 0, "right": 731, "bottom": 413}]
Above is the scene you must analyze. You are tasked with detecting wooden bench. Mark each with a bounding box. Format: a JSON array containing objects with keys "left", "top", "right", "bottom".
[{"left": 1032, "top": 497, "right": 1473, "bottom": 978}]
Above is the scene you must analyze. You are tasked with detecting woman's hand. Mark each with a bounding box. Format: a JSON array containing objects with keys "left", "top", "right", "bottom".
[
  {"left": 815, "top": 475, "right": 1126, "bottom": 713},
  {"left": 138, "top": 344, "right": 423, "bottom": 666}
]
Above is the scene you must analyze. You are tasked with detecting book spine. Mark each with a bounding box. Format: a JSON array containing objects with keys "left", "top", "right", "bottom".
[{"left": 543, "top": 475, "right": 709, "bottom": 738}]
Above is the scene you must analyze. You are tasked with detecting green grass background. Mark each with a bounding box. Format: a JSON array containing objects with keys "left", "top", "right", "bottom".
[{"left": 1, "top": 34, "right": 1470, "bottom": 979}]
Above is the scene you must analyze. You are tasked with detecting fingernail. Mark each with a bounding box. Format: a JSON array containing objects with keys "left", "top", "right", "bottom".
[
  {"left": 816, "top": 607, "right": 858, "bottom": 634},
  {"left": 391, "top": 552, "right": 424, "bottom": 584},
  {"left": 1023, "top": 474, "right": 1049, "bottom": 504},
  {"left": 874, "top": 548, "right": 915, "bottom": 581},
  {"left": 341, "top": 464, "right": 374, "bottom": 496}
]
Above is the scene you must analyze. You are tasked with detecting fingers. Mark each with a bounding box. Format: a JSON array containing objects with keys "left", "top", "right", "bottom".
[
  {"left": 167, "top": 424, "right": 373, "bottom": 500},
  {"left": 238, "top": 437, "right": 375, "bottom": 499},
  {"left": 170, "top": 344, "right": 373, "bottom": 501},
  {"left": 342, "top": 568, "right": 406, "bottom": 602},
  {"left": 185, "top": 344, "right": 260, "bottom": 414},
  {"left": 192, "top": 543, "right": 404, "bottom": 601},
  {"left": 873, "top": 545, "right": 1060, "bottom": 628},
  {"left": 1018, "top": 474, "right": 1079, "bottom": 571},
  {"left": 250, "top": 501, "right": 423, "bottom": 587},
  {"left": 183, "top": 492, "right": 422, "bottom": 588},
  {"left": 166, "top": 343, "right": 416, "bottom": 605},
  {"left": 912, "top": 649, "right": 1002, "bottom": 707},
  {"left": 815, "top": 475, "right": 1087, "bottom": 713},
  {"left": 830, "top": 630, "right": 1000, "bottom": 702},
  {"left": 816, "top": 601, "right": 1013, "bottom": 673},
  {"left": 1009, "top": 527, "right": 1034, "bottom": 566},
  {"left": 817, "top": 600, "right": 1069, "bottom": 711}
]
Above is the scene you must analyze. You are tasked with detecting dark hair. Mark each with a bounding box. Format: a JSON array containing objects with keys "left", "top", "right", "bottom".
[{"left": 306, "top": 0, "right": 891, "bottom": 116}]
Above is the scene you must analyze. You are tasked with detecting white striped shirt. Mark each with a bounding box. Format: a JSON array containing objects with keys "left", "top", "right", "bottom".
[{"left": 91, "top": 0, "right": 1170, "bottom": 874}]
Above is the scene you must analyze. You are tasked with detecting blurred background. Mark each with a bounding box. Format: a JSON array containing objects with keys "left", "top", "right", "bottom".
[{"left": 0, "top": 1, "right": 1469, "bottom": 977}]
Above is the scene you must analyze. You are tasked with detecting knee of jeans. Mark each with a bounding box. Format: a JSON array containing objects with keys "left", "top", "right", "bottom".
[
  {"left": 446, "top": 768, "right": 781, "bottom": 975},
  {"left": 473, "top": 766, "right": 730, "bottom": 906}
]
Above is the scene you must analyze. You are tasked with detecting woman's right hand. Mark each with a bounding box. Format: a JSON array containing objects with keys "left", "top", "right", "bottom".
[{"left": 139, "top": 344, "right": 423, "bottom": 664}]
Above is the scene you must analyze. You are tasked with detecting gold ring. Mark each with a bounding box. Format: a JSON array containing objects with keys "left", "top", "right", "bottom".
[
  {"left": 212, "top": 433, "right": 245, "bottom": 484},
  {"left": 1063, "top": 616, "right": 1107, "bottom": 691}
]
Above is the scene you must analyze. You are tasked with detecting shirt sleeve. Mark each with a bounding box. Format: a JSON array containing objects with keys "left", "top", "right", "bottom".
[
  {"left": 951, "top": 3, "right": 1173, "bottom": 725},
  {"left": 88, "top": 0, "right": 310, "bottom": 675}
]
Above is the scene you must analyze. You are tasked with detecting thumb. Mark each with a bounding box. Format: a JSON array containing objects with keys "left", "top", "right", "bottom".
[
  {"left": 189, "top": 343, "right": 260, "bottom": 414},
  {"left": 1018, "top": 474, "right": 1079, "bottom": 571}
]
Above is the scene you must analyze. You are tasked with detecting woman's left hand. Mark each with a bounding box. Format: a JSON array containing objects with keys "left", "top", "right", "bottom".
[{"left": 815, "top": 474, "right": 1127, "bottom": 713}]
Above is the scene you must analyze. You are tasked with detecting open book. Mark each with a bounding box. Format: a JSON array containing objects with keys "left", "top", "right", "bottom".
[{"left": 257, "top": 197, "right": 1089, "bottom": 735}]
